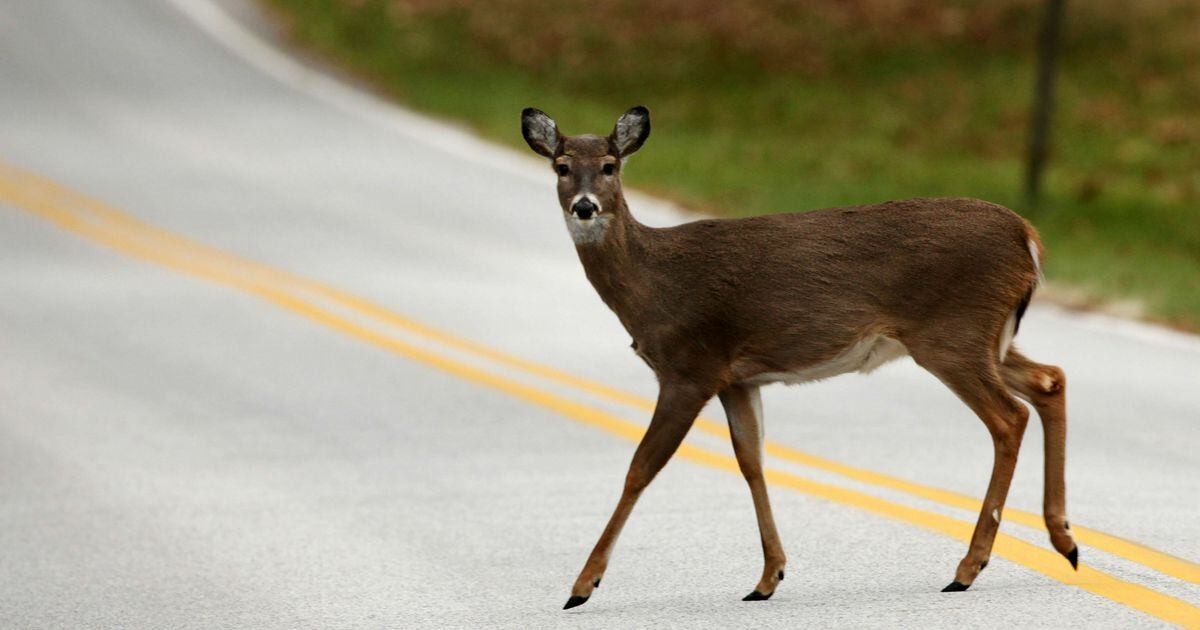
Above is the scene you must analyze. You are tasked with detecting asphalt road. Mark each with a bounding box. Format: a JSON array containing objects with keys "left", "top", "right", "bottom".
[{"left": 0, "top": 1, "right": 1197, "bottom": 628}]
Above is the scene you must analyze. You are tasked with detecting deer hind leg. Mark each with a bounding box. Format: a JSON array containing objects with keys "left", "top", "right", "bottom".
[
  {"left": 719, "top": 384, "right": 786, "bottom": 601},
  {"left": 1001, "top": 348, "right": 1077, "bottom": 567},
  {"left": 912, "top": 347, "right": 1031, "bottom": 592},
  {"left": 563, "top": 381, "right": 711, "bottom": 610}
]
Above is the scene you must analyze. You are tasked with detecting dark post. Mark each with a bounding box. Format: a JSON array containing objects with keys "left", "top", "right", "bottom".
[{"left": 1025, "top": 0, "right": 1067, "bottom": 207}]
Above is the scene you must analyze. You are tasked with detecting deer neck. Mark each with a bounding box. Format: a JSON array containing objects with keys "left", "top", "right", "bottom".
[{"left": 571, "top": 196, "right": 653, "bottom": 331}]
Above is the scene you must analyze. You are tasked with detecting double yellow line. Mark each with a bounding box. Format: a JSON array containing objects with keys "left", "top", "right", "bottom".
[{"left": 1, "top": 160, "right": 1196, "bottom": 627}]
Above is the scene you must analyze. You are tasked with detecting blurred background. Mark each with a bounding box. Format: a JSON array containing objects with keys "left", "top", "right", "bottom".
[{"left": 265, "top": 0, "right": 1200, "bottom": 330}]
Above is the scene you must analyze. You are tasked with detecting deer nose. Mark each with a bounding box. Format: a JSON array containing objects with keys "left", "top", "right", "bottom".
[{"left": 572, "top": 198, "right": 597, "bottom": 220}]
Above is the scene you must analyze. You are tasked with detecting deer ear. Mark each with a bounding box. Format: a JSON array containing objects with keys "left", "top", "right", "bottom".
[
  {"left": 521, "top": 108, "right": 560, "bottom": 159},
  {"left": 612, "top": 106, "right": 651, "bottom": 158}
]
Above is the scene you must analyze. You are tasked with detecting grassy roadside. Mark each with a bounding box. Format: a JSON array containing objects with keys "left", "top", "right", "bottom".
[{"left": 261, "top": 0, "right": 1199, "bottom": 330}]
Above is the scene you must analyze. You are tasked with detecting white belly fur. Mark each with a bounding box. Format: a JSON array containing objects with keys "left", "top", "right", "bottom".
[{"left": 744, "top": 335, "right": 908, "bottom": 386}]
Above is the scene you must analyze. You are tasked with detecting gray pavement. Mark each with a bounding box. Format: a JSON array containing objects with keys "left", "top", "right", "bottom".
[{"left": 0, "top": 1, "right": 1197, "bottom": 627}]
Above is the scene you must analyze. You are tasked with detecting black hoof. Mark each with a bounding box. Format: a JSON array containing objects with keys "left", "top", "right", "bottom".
[
  {"left": 563, "top": 595, "right": 589, "bottom": 610},
  {"left": 941, "top": 581, "right": 970, "bottom": 592},
  {"left": 743, "top": 590, "right": 772, "bottom": 601},
  {"left": 1066, "top": 546, "right": 1079, "bottom": 570},
  {"left": 777, "top": 570, "right": 785, "bottom": 581}
]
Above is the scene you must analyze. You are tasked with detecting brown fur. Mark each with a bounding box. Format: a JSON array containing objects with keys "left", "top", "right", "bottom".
[{"left": 524, "top": 107, "right": 1075, "bottom": 608}]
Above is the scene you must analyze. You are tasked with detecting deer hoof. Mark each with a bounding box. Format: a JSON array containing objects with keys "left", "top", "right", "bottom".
[
  {"left": 563, "top": 595, "right": 589, "bottom": 610},
  {"left": 941, "top": 581, "right": 970, "bottom": 592},
  {"left": 743, "top": 590, "right": 772, "bottom": 601},
  {"left": 1065, "top": 546, "right": 1079, "bottom": 570}
]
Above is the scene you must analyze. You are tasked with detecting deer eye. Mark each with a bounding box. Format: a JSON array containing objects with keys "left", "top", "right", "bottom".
[
  {"left": 555, "top": 163, "right": 570, "bottom": 176},
  {"left": 602, "top": 163, "right": 615, "bottom": 176}
]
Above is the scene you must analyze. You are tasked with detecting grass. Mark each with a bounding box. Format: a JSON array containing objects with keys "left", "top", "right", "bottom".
[{"left": 262, "top": 0, "right": 1200, "bottom": 330}]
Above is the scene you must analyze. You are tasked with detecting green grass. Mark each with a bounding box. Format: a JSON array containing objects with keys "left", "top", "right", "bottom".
[{"left": 263, "top": 0, "right": 1200, "bottom": 330}]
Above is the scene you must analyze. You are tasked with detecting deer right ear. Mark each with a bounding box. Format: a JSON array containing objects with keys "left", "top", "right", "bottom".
[
  {"left": 521, "top": 108, "right": 560, "bottom": 159},
  {"left": 612, "top": 106, "right": 651, "bottom": 158}
]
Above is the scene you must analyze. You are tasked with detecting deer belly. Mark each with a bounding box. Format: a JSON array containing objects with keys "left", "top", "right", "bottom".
[{"left": 744, "top": 335, "right": 908, "bottom": 386}]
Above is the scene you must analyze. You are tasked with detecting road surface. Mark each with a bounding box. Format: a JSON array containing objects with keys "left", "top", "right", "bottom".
[{"left": 0, "top": 1, "right": 1197, "bottom": 627}]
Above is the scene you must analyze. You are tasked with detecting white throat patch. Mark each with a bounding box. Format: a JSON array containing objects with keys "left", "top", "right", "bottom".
[{"left": 565, "top": 213, "right": 611, "bottom": 245}]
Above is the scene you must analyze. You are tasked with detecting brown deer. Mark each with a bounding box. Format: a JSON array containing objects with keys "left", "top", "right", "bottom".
[{"left": 521, "top": 106, "right": 1077, "bottom": 609}]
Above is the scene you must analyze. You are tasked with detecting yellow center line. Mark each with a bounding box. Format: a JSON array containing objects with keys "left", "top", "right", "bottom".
[
  {"left": 1, "top": 163, "right": 1197, "bottom": 628},
  {"left": 8, "top": 161, "right": 1194, "bottom": 587}
]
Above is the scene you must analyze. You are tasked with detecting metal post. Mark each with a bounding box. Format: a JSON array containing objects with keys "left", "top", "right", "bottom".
[{"left": 1025, "top": 0, "right": 1066, "bottom": 207}]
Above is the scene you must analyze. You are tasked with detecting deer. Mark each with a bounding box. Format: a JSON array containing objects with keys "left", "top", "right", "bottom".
[{"left": 520, "top": 106, "right": 1077, "bottom": 610}]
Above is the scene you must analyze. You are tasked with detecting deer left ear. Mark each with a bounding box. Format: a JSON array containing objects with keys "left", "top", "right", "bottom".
[
  {"left": 612, "top": 106, "right": 651, "bottom": 158},
  {"left": 521, "top": 107, "right": 560, "bottom": 159}
]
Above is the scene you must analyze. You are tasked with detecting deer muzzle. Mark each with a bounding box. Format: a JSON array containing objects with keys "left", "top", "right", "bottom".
[{"left": 571, "top": 197, "right": 598, "bottom": 220}]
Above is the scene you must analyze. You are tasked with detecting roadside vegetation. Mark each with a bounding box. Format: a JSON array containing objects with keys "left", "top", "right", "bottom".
[{"left": 264, "top": 0, "right": 1200, "bottom": 330}]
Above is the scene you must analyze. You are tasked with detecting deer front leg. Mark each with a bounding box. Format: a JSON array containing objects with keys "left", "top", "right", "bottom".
[
  {"left": 719, "top": 384, "right": 786, "bottom": 601},
  {"left": 563, "top": 381, "right": 711, "bottom": 610}
]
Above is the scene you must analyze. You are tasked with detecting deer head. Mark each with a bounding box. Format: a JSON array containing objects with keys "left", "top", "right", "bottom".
[{"left": 521, "top": 106, "right": 651, "bottom": 245}]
